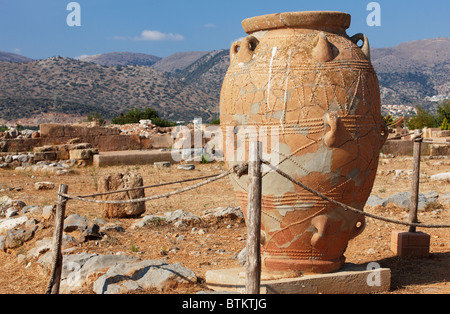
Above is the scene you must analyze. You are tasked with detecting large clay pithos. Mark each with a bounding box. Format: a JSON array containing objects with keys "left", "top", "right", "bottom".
[{"left": 220, "top": 11, "right": 388, "bottom": 275}]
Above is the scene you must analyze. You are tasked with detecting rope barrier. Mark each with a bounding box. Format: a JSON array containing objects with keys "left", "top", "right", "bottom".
[
  {"left": 261, "top": 160, "right": 450, "bottom": 229},
  {"left": 56, "top": 159, "right": 449, "bottom": 229},
  {"left": 57, "top": 163, "right": 248, "bottom": 205},
  {"left": 75, "top": 173, "right": 224, "bottom": 199}
]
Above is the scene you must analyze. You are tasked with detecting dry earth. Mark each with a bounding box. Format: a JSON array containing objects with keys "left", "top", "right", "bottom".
[{"left": 0, "top": 156, "right": 449, "bottom": 294}]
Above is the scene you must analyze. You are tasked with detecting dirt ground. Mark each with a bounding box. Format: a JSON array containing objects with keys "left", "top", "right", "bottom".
[{"left": 0, "top": 156, "right": 449, "bottom": 294}]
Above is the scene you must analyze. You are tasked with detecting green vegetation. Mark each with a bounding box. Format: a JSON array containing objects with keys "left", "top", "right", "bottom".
[
  {"left": 210, "top": 118, "right": 220, "bottom": 125},
  {"left": 86, "top": 112, "right": 106, "bottom": 126},
  {"left": 406, "top": 106, "right": 438, "bottom": 130},
  {"left": 441, "top": 117, "right": 450, "bottom": 131},
  {"left": 437, "top": 100, "right": 450, "bottom": 129},
  {"left": 111, "top": 107, "right": 176, "bottom": 127},
  {"left": 405, "top": 100, "right": 450, "bottom": 130}
]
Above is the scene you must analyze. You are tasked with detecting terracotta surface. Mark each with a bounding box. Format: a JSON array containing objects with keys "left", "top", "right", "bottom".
[{"left": 220, "top": 11, "right": 388, "bottom": 275}]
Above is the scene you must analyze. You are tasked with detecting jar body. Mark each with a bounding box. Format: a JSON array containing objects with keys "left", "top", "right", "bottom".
[{"left": 220, "top": 12, "right": 387, "bottom": 275}]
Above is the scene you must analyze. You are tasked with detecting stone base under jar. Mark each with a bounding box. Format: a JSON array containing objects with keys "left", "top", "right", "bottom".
[
  {"left": 262, "top": 255, "right": 346, "bottom": 276},
  {"left": 205, "top": 264, "right": 391, "bottom": 294}
]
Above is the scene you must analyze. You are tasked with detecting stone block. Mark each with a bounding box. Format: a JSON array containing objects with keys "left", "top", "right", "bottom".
[
  {"left": 93, "top": 150, "right": 176, "bottom": 167},
  {"left": 33, "top": 151, "right": 57, "bottom": 162},
  {"left": 154, "top": 161, "right": 171, "bottom": 168},
  {"left": 391, "top": 230, "right": 430, "bottom": 257},
  {"left": 98, "top": 172, "right": 146, "bottom": 218},
  {"left": 69, "top": 149, "right": 98, "bottom": 161},
  {"left": 39, "top": 124, "right": 65, "bottom": 138}
]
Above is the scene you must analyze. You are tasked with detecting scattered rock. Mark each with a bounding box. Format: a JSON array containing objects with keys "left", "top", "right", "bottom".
[
  {"left": 63, "top": 214, "right": 102, "bottom": 241},
  {"left": 237, "top": 247, "right": 247, "bottom": 266},
  {"left": 58, "top": 253, "right": 140, "bottom": 293},
  {"left": 101, "top": 225, "right": 125, "bottom": 233},
  {"left": 370, "top": 192, "right": 434, "bottom": 210},
  {"left": 93, "top": 259, "right": 197, "bottom": 294},
  {"left": 131, "top": 215, "right": 166, "bottom": 229},
  {"left": 154, "top": 161, "right": 171, "bottom": 168},
  {"left": 177, "top": 164, "right": 195, "bottom": 170},
  {"left": 5, "top": 208, "right": 19, "bottom": 218},
  {"left": 366, "top": 195, "right": 385, "bottom": 207},
  {"left": 5, "top": 200, "right": 26, "bottom": 212},
  {"left": 27, "top": 238, "right": 53, "bottom": 259},
  {"left": 0, "top": 216, "right": 29, "bottom": 234},
  {"left": 34, "top": 182, "right": 55, "bottom": 191},
  {"left": 42, "top": 205, "right": 55, "bottom": 220},
  {"left": 21, "top": 205, "right": 41, "bottom": 215},
  {"left": 164, "top": 210, "right": 201, "bottom": 227},
  {"left": 430, "top": 173, "right": 450, "bottom": 182},
  {"left": 82, "top": 224, "right": 102, "bottom": 241},
  {"left": 4, "top": 227, "right": 36, "bottom": 249},
  {"left": 440, "top": 193, "right": 450, "bottom": 206},
  {"left": 64, "top": 214, "right": 90, "bottom": 233},
  {"left": 201, "top": 207, "right": 244, "bottom": 223}
]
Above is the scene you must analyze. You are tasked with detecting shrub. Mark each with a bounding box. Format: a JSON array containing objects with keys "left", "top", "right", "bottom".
[
  {"left": 111, "top": 107, "right": 175, "bottom": 127},
  {"left": 441, "top": 117, "right": 450, "bottom": 131}
]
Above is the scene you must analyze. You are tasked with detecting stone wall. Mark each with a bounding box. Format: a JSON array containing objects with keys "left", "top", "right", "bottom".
[{"left": 1, "top": 123, "right": 173, "bottom": 154}]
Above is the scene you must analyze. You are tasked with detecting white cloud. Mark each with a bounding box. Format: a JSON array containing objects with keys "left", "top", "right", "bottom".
[
  {"left": 75, "top": 54, "right": 91, "bottom": 60},
  {"left": 204, "top": 23, "right": 216, "bottom": 28},
  {"left": 137, "top": 30, "right": 184, "bottom": 41},
  {"left": 114, "top": 30, "right": 185, "bottom": 41}
]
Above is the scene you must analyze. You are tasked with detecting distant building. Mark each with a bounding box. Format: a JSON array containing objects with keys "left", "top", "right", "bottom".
[{"left": 424, "top": 95, "right": 449, "bottom": 102}]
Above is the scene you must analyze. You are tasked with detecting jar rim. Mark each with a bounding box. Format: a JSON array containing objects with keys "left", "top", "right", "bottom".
[{"left": 242, "top": 11, "right": 351, "bottom": 34}]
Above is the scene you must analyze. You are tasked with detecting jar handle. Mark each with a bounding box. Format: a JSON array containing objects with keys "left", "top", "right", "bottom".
[
  {"left": 230, "top": 36, "right": 259, "bottom": 63},
  {"left": 230, "top": 41, "right": 241, "bottom": 60},
  {"left": 350, "top": 33, "right": 371, "bottom": 62}
]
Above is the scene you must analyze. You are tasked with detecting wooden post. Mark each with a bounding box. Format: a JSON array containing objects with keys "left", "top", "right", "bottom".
[
  {"left": 408, "top": 130, "right": 422, "bottom": 233},
  {"left": 246, "top": 140, "right": 262, "bottom": 294},
  {"left": 46, "top": 184, "right": 69, "bottom": 294}
]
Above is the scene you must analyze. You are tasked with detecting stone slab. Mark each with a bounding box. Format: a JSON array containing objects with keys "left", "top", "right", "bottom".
[
  {"left": 206, "top": 264, "right": 391, "bottom": 294},
  {"left": 93, "top": 150, "right": 177, "bottom": 167}
]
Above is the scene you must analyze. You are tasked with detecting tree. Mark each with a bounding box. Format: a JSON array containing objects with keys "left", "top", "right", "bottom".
[
  {"left": 406, "top": 106, "right": 438, "bottom": 130},
  {"left": 86, "top": 112, "right": 106, "bottom": 126},
  {"left": 111, "top": 107, "right": 175, "bottom": 127},
  {"left": 436, "top": 99, "right": 450, "bottom": 127},
  {"left": 441, "top": 117, "right": 450, "bottom": 131}
]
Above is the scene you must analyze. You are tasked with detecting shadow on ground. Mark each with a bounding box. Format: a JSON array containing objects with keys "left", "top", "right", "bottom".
[{"left": 376, "top": 252, "right": 449, "bottom": 291}]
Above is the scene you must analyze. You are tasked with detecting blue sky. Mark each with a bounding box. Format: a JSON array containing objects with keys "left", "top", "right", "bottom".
[{"left": 0, "top": 0, "right": 449, "bottom": 59}]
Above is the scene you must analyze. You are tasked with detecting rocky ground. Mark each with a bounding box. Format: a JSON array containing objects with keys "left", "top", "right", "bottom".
[{"left": 0, "top": 155, "right": 449, "bottom": 294}]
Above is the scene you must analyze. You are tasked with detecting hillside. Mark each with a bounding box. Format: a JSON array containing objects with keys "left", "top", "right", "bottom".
[
  {"left": 175, "top": 49, "right": 230, "bottom": 105},
  {"left": 0, "top": 51, "right": 34, "bottom": 63},
  {"left": 0, "top": 57, "right": 217, "bottom": 123},
  {"left": 78, "top": 52, "right": 161, "bottom": 67},
  {"left": 151, "top": 51, "right": 210, "bottom": 73},
  {"left": 0, "top": 38, "right": 448, "bottom": 125},
  {"left": 371, "top": 38, "right": 450, "bottom": 109}
]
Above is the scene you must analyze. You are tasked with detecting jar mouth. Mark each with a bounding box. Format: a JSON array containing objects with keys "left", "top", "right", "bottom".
[{"left": 242, "top": 11, "right": 351, "bottom": 34}]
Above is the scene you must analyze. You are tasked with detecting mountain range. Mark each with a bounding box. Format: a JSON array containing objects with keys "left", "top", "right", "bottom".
[{"left": 0, "top": 37, "right": 448, "bottom": 125}]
